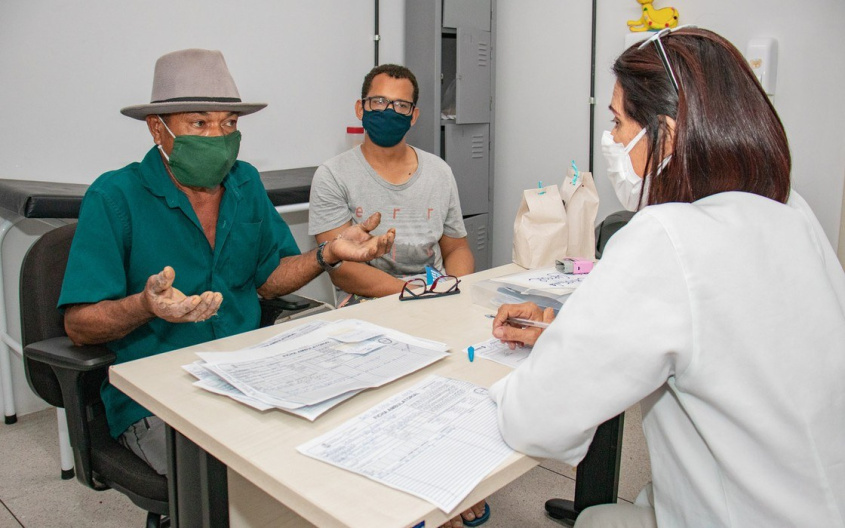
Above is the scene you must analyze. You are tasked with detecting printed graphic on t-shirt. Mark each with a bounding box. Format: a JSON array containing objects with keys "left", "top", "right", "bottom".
[{"left": 352, "top": 204, "right": 441, "bottom": 276}]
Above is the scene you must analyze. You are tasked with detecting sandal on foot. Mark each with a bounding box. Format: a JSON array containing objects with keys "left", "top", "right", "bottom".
[{"left": 463, "top": 502, "right": 491, "bottom": 527}]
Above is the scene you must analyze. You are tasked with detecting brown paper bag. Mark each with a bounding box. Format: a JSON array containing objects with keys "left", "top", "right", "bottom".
[
  {"left": 559, "top": 167, "right": 600, "bottom": 259},
  {"left": 512, "top": 185, "right": 568, "bottom": 268}
]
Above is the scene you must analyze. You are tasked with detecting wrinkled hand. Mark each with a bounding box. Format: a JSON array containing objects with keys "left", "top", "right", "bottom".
[
  {"left": 324, "top": 212, "right": 396, "bottom": 264},
  {"left": 142, "top": 266, "right": 223, "bottom": 323},
  {"left": 491, "top": 302, "right": 556, "bottom": 349}
]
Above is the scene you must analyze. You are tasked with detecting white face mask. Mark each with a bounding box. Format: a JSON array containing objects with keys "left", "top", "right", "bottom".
[{"left": 601, "top": 128, "right": 648, "bottom": 211}]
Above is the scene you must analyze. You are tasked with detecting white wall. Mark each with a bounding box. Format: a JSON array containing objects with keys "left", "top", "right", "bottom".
[
  {"left": 0, "top": 0, "right": 405, "bottom": 182},
  {"left": 492, "top": 0, "right": 594, "bottom": 265},
  {"left": 493, "top": 0, "right": 845, "bottom": 266}
]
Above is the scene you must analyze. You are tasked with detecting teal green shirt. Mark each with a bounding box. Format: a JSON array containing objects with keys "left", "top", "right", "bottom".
[{"left": 58, "top": 147, "right": 300, "bottom": 438}]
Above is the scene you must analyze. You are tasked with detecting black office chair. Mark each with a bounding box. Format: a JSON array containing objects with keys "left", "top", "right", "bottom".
[
  {"left": 20, "top": 224, "right": 169, "bottom": 528},
  {"left": 545, "top": 210, "right": 636, "bottom": 523},
  {"left": 594, "top": 210, "right": 635, "bottom": 259}
]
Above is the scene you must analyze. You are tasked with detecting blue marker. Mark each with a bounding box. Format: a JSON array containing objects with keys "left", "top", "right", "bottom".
[{"left": 467, "top": 346, "right": 475, "bottom": 362}]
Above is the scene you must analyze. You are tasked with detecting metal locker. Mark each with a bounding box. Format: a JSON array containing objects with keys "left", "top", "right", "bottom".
[
  {"left": 445, "top": 123, "right": 489, "bottom": 216},
  {"left": 443, "top": 0, "right": 491, "bottom": 31},
  {"left": 456, "top": 27, "right": 491, "bottom": 124},
  {"left": 404, "top": 0, "right": 441, "bottom": 155},
  {"left": 462, "top": 213, "right": 490, "bottom": 270}
]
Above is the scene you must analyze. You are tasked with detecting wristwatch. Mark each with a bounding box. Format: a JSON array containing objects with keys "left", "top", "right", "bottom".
[{"left": 316, "top": 241, "right": 342, "bottom": 273}]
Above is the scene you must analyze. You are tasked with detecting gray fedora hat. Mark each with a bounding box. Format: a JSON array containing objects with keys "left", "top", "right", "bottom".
[{"left": 120, "top": 48, "right": 267, "bottom": 120}]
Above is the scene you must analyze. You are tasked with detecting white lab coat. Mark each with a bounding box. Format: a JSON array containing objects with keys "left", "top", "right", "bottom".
[{"left": 490, "top": 191, "right": 845, "bottom": 527}]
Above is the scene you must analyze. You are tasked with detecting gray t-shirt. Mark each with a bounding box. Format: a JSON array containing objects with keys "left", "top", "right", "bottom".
[{"left": 308, "top": 145, "right": 467, "bottom": 277}]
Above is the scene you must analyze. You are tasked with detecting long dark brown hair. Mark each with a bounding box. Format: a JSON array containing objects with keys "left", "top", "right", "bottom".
[{"left": 613, "top": 28, "right": 790, "bottom": 205}]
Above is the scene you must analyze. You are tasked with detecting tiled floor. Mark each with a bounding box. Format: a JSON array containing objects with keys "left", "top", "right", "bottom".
[{"left": 0, "top": 405, "right": 651, "bottom": 527}]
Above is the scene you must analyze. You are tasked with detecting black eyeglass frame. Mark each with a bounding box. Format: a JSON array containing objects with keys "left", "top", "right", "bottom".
[
  {"left": 399, "top": 275, "right": 461, "bottom": 301},
  {"left": 637, "top": 25, "right": 697, "bottom": 94},
  {"left": 361, "top": 96, "right": 417, "bottom": 116}
]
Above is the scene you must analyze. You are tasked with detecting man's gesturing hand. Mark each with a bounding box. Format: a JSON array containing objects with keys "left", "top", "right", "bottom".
[
  {"left": 142, "top": 266, "right": 223, "bottom": 323},
  {"left": 323, "top": 212, "right": 396, "bottom": 264}
]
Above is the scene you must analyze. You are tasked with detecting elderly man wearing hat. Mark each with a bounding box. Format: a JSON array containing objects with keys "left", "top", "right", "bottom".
[{"left": 58, "top": 49, "right": 395, "bottom": 475}]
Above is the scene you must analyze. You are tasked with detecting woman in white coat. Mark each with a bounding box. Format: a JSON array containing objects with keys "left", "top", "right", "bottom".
[{"left": 490, "top": 27, "right": 845, "bottom": 527}]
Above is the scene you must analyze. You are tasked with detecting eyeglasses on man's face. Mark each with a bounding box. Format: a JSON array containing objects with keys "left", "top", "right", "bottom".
[
  {"left": 399, "top": 275, "right": 460, "bottom": 301},
  {"left": 638, "top": 24, "right": 697, "bottom": 94},
  {"left": 362, "top": 96, "right": 416, "bottom": 116}
]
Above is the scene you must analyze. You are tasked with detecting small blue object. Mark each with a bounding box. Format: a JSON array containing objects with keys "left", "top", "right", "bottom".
[
  {"left": 538, "top": 180, "right": 545, "bottom": 195},
  {"left": 411, "top": 522, "right": 425, "bottom": 528},
  {"left": 467, "top": 346, "right": 475, "bottom": 362},
  {"left": 425, "top": 265, "right": 443, "bottom": 286},
  {"left": 571, "top": 160, "right": 580, "bottom": 186}
]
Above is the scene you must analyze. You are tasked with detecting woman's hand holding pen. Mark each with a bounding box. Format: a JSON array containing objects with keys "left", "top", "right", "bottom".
[{"left": 492, "top": 302, "right": 556, "bottom": 349}]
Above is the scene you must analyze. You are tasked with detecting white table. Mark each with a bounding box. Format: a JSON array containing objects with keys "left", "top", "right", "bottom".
[{"left": 111, "top": 265, "right": 540, "bottom": 528}]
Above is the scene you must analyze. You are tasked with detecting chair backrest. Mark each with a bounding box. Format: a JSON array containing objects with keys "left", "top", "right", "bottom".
[
  {"left": 20, "top": 223, "right": 76, "bottom": 346},
  {"left": 595, "top": 211, "right": 635, "bottom": 259},
  {"left": 20, "top": 223, "right": 77, "bottom": 407}
]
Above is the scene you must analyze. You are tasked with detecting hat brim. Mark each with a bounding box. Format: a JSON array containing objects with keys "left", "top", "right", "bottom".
[{"left": 120, "top": 101, "right": 267, "bottom": 120}]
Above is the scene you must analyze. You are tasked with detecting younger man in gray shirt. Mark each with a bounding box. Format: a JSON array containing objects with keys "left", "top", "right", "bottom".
[{"left": 308, "top": 64, "right": 474, "bottom": 306}]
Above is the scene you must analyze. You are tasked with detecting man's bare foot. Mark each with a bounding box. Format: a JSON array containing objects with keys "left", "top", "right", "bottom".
[{"left": 438, "top": 500, "right": 488, "bottom": 528}]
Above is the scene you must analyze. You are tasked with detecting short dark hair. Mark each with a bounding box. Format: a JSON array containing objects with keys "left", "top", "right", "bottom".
[
  {"left": 361, "top": 64, "right": 419, "bottom": 104},
  {"left": 613, "top": 28, "right": 790, "bottom": 206}
]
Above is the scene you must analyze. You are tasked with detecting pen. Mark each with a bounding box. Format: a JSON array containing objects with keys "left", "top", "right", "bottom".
[
  {"left": 485, "top": 314, "right": 550, "bottom": 329},
  {"left": 467, "top": 346, "right": 475, "bottom": 362}
]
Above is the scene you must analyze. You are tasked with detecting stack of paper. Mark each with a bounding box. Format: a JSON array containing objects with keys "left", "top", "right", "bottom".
[
  {"left": 298, "top": 376, "right": 514, "bottom": 513},
  {"left": 182, "top": 319, "right": 449, "bottom": 420}
]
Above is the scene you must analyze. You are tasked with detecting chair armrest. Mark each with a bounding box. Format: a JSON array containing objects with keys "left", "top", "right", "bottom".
[
  {"left": 23, "top": 336, "right": 115, "bottom": 490},
  {"left": 24, "top": 336, "right": 115, "bottom": 372},
  {"left": 259, "top": 294, "right": 324, "bottom": 328}
]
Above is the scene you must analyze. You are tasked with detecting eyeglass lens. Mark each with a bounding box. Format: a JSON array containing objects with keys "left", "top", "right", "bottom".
[
  {"left": 430, "top": 276, "right": 459, "bottom": 293},
  {"left": 403, "top": 278, "right": 428, "bottom": 296},
  {"left": 364, "top": 96, "right": 415, "bottom": 116}
]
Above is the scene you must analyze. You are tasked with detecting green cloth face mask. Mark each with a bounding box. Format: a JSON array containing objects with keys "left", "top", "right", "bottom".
[{"left": 157, "top": 116, "right": 241, "bottom": 188}]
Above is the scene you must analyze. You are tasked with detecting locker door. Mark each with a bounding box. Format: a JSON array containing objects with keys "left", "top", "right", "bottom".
[
  {"left": 462, "top": 213, "right": 490, "bottom": 271},
  {"left": 445, "top": 123, "right": 489, "bottom": 216},
  {"left": 455, "top": 27, "right": 491, "bottom": 124},
  {"left": 443, "top": 0, "right": 491, "bottom": 30},
  {"left": 404, "top": 0, "right": 441, "bottom": 155}
]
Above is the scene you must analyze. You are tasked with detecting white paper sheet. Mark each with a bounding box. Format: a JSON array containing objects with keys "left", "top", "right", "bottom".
[
  {"left": 246, "top": 320, "right": 332, "bottom": 350},
  {"left": 491, "top": 266, "right": 587, "bottom": 295},
  {"left": 182, "top": 361, "right": 359, "bottom": 420},
  {"left": 183, "top": 361, "right": 274, "bottom": 411},
  {"left": 468, "top": 338, "right": 531, "bottom": 369},
  {"left": 197, "top": 320, "right": 449, "bottom": 407},
  {"left": 297, "top": 376, "right": 514, "bottom": 513}
]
